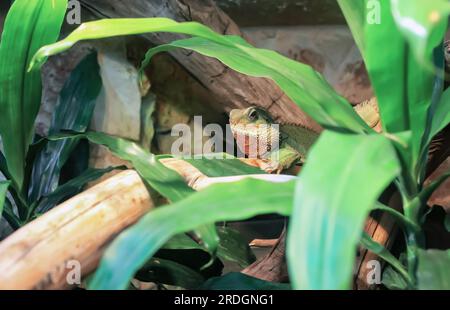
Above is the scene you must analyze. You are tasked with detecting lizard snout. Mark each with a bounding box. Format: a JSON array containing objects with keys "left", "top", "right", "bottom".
[{"left": 229, "top": 109, "right": 241, "bottom": 123}]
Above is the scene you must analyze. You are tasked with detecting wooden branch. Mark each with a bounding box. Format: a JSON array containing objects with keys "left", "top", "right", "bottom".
[
  {"left": 242, "top": 227, "right": 289, "bottom": 283},
  {"left": 0, "top": 170, "right": 153, "bottom": 289},
  {"left": 80, "top": 0, "right": 321, "bottom": 131}
]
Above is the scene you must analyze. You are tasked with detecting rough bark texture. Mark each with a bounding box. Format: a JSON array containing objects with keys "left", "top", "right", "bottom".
[{"left": 80, "top": 0, "right": 322, "bottom": 132}]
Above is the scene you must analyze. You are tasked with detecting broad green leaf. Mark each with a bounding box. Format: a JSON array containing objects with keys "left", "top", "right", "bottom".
[
  {"left": 364, "top": 1, "right": 443, "bottom": 171},
  {"left": 390, "top": 0, "right": 449, "bottom": 179},
  {"left": 88, "top": 178, "right": 295, "bottom": 290},
  {"left": 163, "top": 229, "right": 256, "bottom": 268},
  {"left": 0, "top": 0, "right": 67, "bottom": 191},
  {"left": 194, "top": 224, "right": 220, "bottom": 255},
  {"left": 142, "top": 36, "right": 369, "bottom": 133},
  {"left": 373, "top": 202, "right": 420, "bottom": 233},
  {"left": 34, "top": 166, "right": 126, "bottom": 215},
  {"left": 337, "top": 0, "right": 366, "bottom": 59},
  {"left": 183, "top": 155, "right": 265, "bottom": 177},
  {"left": 163, "top": 234, "right": 201, "bottom": 250},
  {"left": 0, "top": 181, "right": 11, "bottom": 217},
  {"left": 429, "top": 87, "right": 450, "bottom": 143},
  {"left": 50, "top": 132, "right": 194, "bottom": 202},
  {"left": 416, "top": 249, "right": 450, "bottom": 289},
  {"left": 30, "top": 18, "right": 369, "bottom": 133},
  {"left": 135, "top": 257, "right": 205, "bottom": 289},
  {"left": 200, "top": 272, "right": 290, "bottom": 290},
  {"left": 29, "top": 53, "right": 102, "bottom": 202},
  {"left": 216, "top": 227, "right": 256, "bottom": 268},
  {"left": 288, "top": 131, "right": 400, "bottom": 289},
  {"left": 391, "top": 0, "right": 450, "bottom": 67}
]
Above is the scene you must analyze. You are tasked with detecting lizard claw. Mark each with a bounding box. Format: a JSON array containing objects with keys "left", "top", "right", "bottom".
[{"left": 260, "top": 160, "right": 284, "bottom": 174}]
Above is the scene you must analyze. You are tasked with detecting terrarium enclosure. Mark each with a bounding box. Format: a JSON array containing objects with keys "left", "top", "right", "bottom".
[{"left": 0, "top": 0, "right": 448, "bottom": 293}]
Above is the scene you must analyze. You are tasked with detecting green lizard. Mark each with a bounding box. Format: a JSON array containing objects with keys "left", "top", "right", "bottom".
[{"left": 229, "top": 97, "right": 380, "bottom": 173}]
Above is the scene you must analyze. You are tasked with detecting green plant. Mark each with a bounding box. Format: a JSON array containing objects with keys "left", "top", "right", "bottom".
[
  {"left": 24, "top": 0, "right": 450, "bottom": 290},
  {"left": 0, "top": 0, "right": 108, "bottom": 228}
]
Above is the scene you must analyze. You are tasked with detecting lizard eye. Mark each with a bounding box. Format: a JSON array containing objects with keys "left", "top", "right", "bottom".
[{"left": 248, "top": 109, "right": 258, "bottom": 121}]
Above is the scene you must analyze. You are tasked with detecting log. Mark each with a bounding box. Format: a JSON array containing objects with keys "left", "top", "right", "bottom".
[
  {"left": 0, "top": 170, "right": 153, "bottom": 289},
  {"left": 79, "top": 0, "right": 321, "bottom": 131}
]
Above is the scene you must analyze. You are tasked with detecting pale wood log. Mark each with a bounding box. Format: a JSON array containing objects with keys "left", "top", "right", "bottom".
[{"left": 0, "top": 170, "right": 153, "bottom": 289}]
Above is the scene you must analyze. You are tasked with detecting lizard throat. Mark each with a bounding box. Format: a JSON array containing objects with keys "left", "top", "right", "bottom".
[{"left": 230, "top": 123, "right": 280, "bottom": 158}]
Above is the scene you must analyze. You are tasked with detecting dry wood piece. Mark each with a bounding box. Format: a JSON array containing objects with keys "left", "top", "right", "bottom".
[
  {"left": 243, "top": 227, "right": 289, "bottom": 283},
  {"left": 80, "top": 0, "right": 321, "bottom": 131},
  {"left": 0, "top": 170, "right": 153, "bottom": 289}
]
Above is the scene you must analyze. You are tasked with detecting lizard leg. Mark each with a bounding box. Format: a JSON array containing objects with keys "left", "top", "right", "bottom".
[{"left": 262, "top": 147, "right": 302, "bottom": 174}]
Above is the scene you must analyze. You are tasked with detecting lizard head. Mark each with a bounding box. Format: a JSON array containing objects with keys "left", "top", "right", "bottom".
[
  {"left": 229, "top": 107, "right": 280, "bottom": 157},
  {"left": 229, "top": 106, "right": 274, "bottom": 127}
]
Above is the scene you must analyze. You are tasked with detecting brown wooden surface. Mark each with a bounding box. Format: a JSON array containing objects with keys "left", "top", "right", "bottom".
[{"left": 0, "top": 170, "right": 153, "bottom": 289}]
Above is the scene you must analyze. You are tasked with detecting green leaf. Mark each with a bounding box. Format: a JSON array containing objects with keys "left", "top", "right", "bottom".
[
  {"left": 418, "top": 170, "right": 450, "bottom": 202},
  {"left": 164, "top": 229, "right": 256, "bottom": 268},
  {"left": 287, "top": 131, "right": 400, "bottom": 289},
  {"left": 163, "top": 234, "right": 201, "bottom": 250},
  {"left": 337, "top": 0, "right": 366, "bottom": 59},
  {"left": 30, "top": 18, "right": 369, "bottom": 133},
  {"left": 390, "top": 0, "right": 449, "bottom": 178},
  {"left": 391, "top": 0, "right": 449, "bottom": 67},
  {"left": 429, "top": 87, "right": 450, "bottom": 143},
  {"left": 416, "top": 249, "right": 450, "bottom": 289},
  {"left": 34, "top": 166, "right": 126, "bottom": 215},
  {"left": 217, "top": 227, "right": 256, "bottom": 268},
  {"left": 50, "top": 132, "right": 194, "bottom": 202},
  {"left": 0, "top": 0, "right": 67, "bottom": 191},
  {"left": 183, "top": 154, "right": 265, "bottom": 177},
  {"left": 360, "top": 232, "right": 412, "bottom": 286},
  {"left": 200, "top": 272, "right": 290, "bottom": 290},
  {"left": 382, "top": 265, "right": 408, "bottom": 290},
  {"left": 0, "top": 181, "right": 11, "bottom": 217},
  {"left": 29, "top": 53, "right": 102, "bottom": 202},
  {"left": 135, "top": 257, "right": 205, "bottom": 289},
  {"left": 140, "top": 93, "right": 156, "bottom": 150},
  {"left": 364, "top": 1, "right": 446, "bottom": 172},
  {"left": 88, "top": 178, "right": 295, "bottom": 290},
  {"left": 194, "top": 224, "right": 220, "bottom": 256},
  {"left": 142, "top": 36, "right": 369, "bottom": 133}
]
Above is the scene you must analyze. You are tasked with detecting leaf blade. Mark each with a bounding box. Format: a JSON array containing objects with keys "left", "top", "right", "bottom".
[{"left": 287, "top": 131, "right": 400, "bottom": 289}]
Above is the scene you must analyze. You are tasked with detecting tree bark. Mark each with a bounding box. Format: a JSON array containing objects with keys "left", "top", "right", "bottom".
[{"left": 79, "top": 0, "right": 321, "bottom": 131}]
